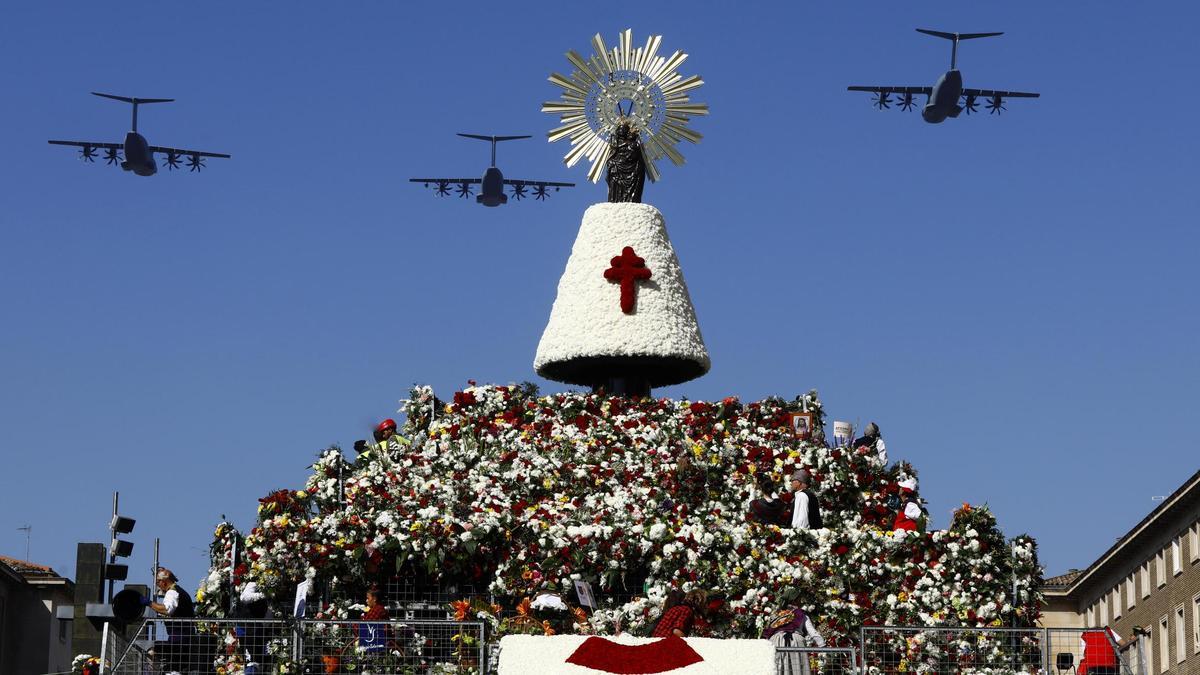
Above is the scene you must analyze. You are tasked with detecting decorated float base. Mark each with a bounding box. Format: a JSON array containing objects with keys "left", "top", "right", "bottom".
[
  {"left": 498, "top": 634, "right": 775, "bottom": 675},
  {"left": 199, "top": 383, "right": 1042, "bottom": 649}
]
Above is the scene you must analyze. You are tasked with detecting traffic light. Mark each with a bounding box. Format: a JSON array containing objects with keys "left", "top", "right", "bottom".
[
  {"left": 106, "top": 502, "right": 136, "bottom": 595},
  {"left": 109, "top": 514, "right": 135, "bottom": 562}
]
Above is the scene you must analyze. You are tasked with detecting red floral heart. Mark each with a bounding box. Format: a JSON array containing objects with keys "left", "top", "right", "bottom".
[{"left": 565, "top": 636, "right": 704, "bottom": 674}]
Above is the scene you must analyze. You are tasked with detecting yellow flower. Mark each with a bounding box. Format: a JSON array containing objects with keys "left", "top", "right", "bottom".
[
  {"left": 897, "top": 592, "right": 908, "bottom": 602},
  {"left": 278, "top": 515, "right": 289, "bottom": 527},
  {"left": 335, "top": 538, "right": 347, "bottom": 548},
  {"left": 196, "top": 588, "right": 205, "bottom": 602}
]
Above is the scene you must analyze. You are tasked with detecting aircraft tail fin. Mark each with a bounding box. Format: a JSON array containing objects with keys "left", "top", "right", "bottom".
[
  {"left": 915, "top": 29, "right": 1003, "bottom": 41},
  {"left": 91, "top": 92, "right": 175, "bottom": 104},
  {"left": 457, "top": 134, "right": 532, "bottom": 143},
  {"left": 457, "top": 134, "right": 532, "bottom": 166}
]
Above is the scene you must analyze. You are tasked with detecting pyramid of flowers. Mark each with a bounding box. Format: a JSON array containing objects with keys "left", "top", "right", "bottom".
[{"left": 197, "top": 383, "right": 1042, "bottom": 646}]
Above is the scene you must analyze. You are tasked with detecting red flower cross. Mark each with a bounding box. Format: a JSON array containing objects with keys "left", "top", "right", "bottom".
[{"left": 604, "top": 246, "right": 652, "bottom": 314}]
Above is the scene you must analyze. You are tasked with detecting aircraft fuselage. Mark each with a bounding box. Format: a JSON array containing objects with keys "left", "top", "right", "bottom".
[
  {"left": 923, "top": 69, "right": 964, "bottom": 124},
  {"left": 477, "top": 167, "right": 507, "bottom": 207},
  {"left": 121, "top": 131, "right": 157, "bottom": 176}
]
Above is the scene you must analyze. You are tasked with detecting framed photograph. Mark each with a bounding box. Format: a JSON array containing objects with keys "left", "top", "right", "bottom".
[{"left": 789, "top": 412, "right": 813, "bottom": 440}]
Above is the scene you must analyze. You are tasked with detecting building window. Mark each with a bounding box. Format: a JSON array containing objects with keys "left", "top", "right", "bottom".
[
  {"left": 1101, "top": 596, "right": 1109, "bottom": 627},
  {"left": 1177, "top": 605, "right": 1188, "bottom": 664},
  {"left": 1174, "top": 538, "right": 1184, "bottom": 576},
  {"left": 1114, "top": 588, "right": 1123, "bottom": 620},
  {"left": 1160, "top": 615, "right": 1170, "bottom": 673},
  {"left": 1158, "top": 550, "right": 1167, "bottom": 588},
  {"left": 1127, "top": 574, "right": 1137, "bottom": 611},
  {"left": 1144, "top": 562, "right": 1153, "bottom": 598},
  {"left": 1191, "top": 522, "right": 1199, "bottom": 563},
  {"left": 1192, "top": 594, "right": 1200, "bottom": 654}
]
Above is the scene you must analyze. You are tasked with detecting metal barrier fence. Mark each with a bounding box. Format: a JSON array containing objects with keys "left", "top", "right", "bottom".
[
  {"left": 99, "top": 620, "right": 1143, "bottom": 675},
  {"left": 860, "top": 626, "right": 1138, "bottom": 675},
  {"left": 100, "top": 618, "right": 487, "bottom": 674},
  {"left": 1044, "top": 628, "right": 1137, "bottom": 675},
  {"left": 776, "top": 646, "right": 858, "bottom": 675},
  {"left": 301, "top": 619, "right": 486, "bottom": 674}
]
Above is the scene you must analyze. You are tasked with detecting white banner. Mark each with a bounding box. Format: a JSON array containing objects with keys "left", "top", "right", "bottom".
[{"left": 833, "top": 421, "right": 853, "bottom": 446}]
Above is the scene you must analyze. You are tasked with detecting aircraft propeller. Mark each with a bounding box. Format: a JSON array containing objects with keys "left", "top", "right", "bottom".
[
  {"left": 103, "top": 147, "right": 123, "bottom": 166},
  {"left": 456, "top": 182, "right": 473, "bottom": 198},
  {"left": 962, "top": 95, "right": 979, "bottom": 115},
  {"left": 186, "top": 153, "right": 205, "bottom": 172},
  {"left": 986, "top": 94, "right": 1006, "bottom": 115},
  {"left": 434, "top": 180, "right": 451, "bottom": 197},
  {"left": 897, "top": 92, "right": 917, "bottom": 112},
  {"left": 534, "top": 185, "right": 551, "bottom": 201},
  {"left": 163, "top": 151, "right": 182, "bottom": 170},
  {"left": 79, "top": 145, "right": 97, "bottom": 162},
  {"left": 872, "top": 92, "right": 892, "bottom": 110},
  {"left": 510, "top": 182, "right": 527, "bottom": 200}
]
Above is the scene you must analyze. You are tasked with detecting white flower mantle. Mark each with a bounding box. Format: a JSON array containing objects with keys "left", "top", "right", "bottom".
[
  {"left": 535, "top": 202, "right": 710, "bottom": 383},
  {"left": 498, "top": 634, "right": 775, "bottom": 675}
]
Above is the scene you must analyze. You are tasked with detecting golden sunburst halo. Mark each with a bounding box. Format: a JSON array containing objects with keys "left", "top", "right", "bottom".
[{"left": 542, "top": 28, "right": 708, "bottom": 183}]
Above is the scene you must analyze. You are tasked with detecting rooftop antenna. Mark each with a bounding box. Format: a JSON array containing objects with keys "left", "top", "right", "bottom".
[
  {"left": 16, "top": 525, "right": 31, "bottom": 560},
  {"left": 91, "top": 92, "right": 174, "bottom": 133}
]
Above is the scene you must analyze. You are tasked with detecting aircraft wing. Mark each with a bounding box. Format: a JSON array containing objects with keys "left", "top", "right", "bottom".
[
  {"left": 409, "top": 178, "right": 481, "bottom": 185},
  {"left": 148, "top": 146, "right": 232, "bottom": 159},
  {"left": 847, "top": 86, "right": 932, "bottom": 95},
  {"left": 961, "top": 88, "right": 1039, "bottom": 99},
  {"left": 503, "top": 179, "right": 574, "bottom": 188},
  {"left": 502, "top": 179, "right": 575, "bottom": 201},
  {"left": 48, "top": 140, "right": 123, "bottom": 150},
  {"left": 410, "top": 177, "right": 482, "bottom": 198}
]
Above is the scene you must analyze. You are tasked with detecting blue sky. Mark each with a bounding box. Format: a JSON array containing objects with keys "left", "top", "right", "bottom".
[{"left": 1, "top": 2, "right": 1196, "bottom": 594}]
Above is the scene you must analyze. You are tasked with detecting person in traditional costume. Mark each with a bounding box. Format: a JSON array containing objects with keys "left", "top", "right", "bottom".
[
  {"left": 892, "top": 477, "right": 925, "bottom": 534},
  {"left": 853, "top": 422, "right": 887, "bottom": 465},
  {"left": 651, "top": 589, "right": 708, "bottom": 638},
  {"left": 762, "top": 589, "right": 826, "bottom": 675},
  {"left": 148, "top": 568, "right": 196, "bottom": 675},
  {"left": 747, "top": 476, "right": 789, "bottom": 526},
  {"left": 789, "top": 470, "right": 822, "bottom": 530}
]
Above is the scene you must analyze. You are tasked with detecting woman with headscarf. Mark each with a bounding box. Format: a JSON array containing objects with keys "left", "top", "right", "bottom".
[{"left": 762, "top": 589, "right": 825, "bottom": 675}]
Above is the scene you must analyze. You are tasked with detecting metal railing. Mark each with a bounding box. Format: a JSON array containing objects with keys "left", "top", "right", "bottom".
[
  {"left": 776, "top": 646, "right": 858, "bottom": 675},
  {"left": 98, "top": 620, "right": 1144, "bottom": 675},
  {"left": 100, "top": 617, "right": 487, "bottom": 674},
  {"left": 860, "top": 626, "right": 1139, "bottom": 675}
]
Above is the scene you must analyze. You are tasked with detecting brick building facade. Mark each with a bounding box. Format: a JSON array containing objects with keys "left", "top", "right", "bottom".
[{"left": 1042, "top": 469, "right": 1200, "bottom": 675}]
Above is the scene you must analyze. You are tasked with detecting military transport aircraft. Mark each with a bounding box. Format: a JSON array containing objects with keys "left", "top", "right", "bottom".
[
  {"left": 48, "top": 92, "right": 230, "bottom": 175},
  {"left": 410, "top": 134, "right": 574, "bottom": 207},
  {"left": 848, "top": 29, "right": 1040, "bottom": 124}
]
